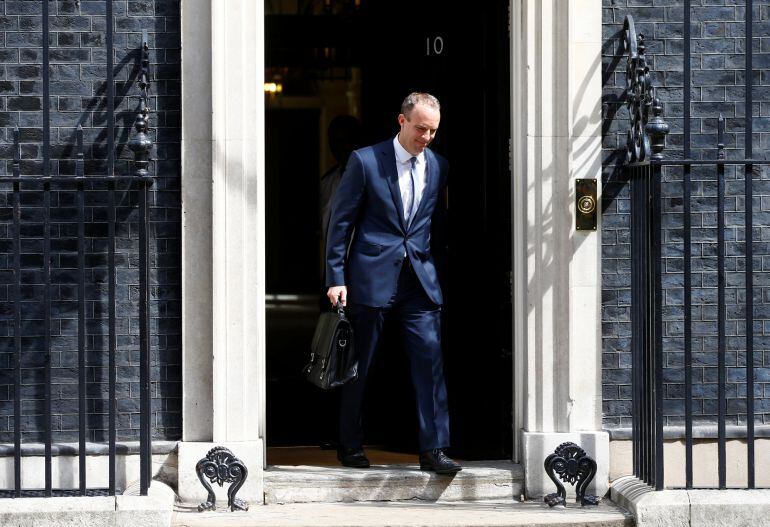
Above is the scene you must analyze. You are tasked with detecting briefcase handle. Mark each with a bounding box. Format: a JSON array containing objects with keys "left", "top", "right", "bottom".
[{"left": 336, "top": 294, "right": 347, "bottom": 319}]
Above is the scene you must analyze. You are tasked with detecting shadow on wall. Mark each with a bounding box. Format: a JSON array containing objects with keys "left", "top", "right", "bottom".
[
  {"left": 523, "top": 14, "right": 604, "bottom": 432},
  {"left": 601, "top": 27, "right": 631, "bottom": 212}
]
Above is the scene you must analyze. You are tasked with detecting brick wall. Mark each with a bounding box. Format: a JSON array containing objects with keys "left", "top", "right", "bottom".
[
  {"left": 603, "top": 0, "right": 770, "bottom": 430},
  {"left": 0, "top": 0, "right": 181, "bottom": 442}
]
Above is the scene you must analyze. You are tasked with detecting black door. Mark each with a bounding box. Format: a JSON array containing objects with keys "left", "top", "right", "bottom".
[{"left": 265, "top": 0, "right": 512, "bottom": 460}]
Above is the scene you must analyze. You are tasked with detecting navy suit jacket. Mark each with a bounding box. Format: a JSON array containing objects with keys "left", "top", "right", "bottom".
[{"left": 325, "top": 139, "right": 448, "bottom": 307}]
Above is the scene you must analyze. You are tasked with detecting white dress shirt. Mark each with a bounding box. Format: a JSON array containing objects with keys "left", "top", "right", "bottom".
[{"left": 393, "top": 135, "right": 426, "bottom": 224}]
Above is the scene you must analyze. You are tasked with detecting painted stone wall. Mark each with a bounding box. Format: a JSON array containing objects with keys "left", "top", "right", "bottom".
[
  {"left": 0, "top": 0, "right": 181, "bottom": 442},
  {"left": 602, "top": 0, "right": 770, "bottom": 430}
]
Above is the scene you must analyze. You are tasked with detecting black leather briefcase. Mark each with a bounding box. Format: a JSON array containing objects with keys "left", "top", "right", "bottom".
[{"left": 304, "top": 303, "right": 358, "bottom": 390}]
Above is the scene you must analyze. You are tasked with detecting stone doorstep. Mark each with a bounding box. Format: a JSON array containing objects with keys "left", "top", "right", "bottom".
[
  {"left": 0, "top": 482, "right": 176, "bottom": 527},
  {"left": 171, "top": 500, "right": 634, "bottom": 527},
  {"left": 264, "top": 461, "right": 525, "bottom": 504},
  {"left": 611, "top": 475, "right": 770, "bottom": 527}
]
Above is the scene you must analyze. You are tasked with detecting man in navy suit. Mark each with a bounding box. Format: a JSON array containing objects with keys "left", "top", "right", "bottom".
[{"left": 325, "top": 92, "right": 460, "bottom": 474}]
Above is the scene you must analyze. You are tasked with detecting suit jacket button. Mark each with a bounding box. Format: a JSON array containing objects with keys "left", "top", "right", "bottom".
[{"left": 395, "top": 259, "right": 402, "bottom": 266}]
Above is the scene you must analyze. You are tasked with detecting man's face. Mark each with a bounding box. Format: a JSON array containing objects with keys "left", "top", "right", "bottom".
[{"left": 398, "top": 103, "right": 440, "bottom": 156}]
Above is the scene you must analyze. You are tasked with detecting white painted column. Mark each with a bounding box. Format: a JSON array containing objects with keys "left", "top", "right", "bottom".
[
  {"left": 511, "top": 0, "right": 607, "bottom": 499},
  {"left": 210, "top": 0, "right": 264, "bottom": 448},
  {"left": 566, "top": 0, "right": 604, "bottom": 437},
  {"left": 181, "top": 0, "right": 213, "bottom": 445},
  {"left": 178, "top": 0, "right": 265, "bottom": 504}
]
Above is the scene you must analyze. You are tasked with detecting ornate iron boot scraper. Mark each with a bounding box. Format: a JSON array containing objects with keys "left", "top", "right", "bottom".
[
  {"left": 196, "top": 446, "right": 249, "bottom": 512},
  {"left": 543, "top": 442, "right": 599, "bottom": 507}
]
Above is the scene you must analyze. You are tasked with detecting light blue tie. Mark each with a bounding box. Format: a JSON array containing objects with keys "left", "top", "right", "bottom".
[{"left": 407, "top": 156, "right": 417, "bottom": 225}]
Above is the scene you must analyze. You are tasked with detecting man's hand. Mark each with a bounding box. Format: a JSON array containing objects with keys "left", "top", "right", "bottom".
[{"left": 327, "top": 286, "right": 348, "bottom": 307}]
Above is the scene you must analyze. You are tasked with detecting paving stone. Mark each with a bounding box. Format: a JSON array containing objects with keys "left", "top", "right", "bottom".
[{"left": 172, "top": 500, "right": 633, "bottom": 527}]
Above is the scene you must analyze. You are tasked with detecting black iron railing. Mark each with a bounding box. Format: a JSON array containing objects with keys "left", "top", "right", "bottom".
[
  {"left": 624, "top": 14, "right": 667, "bottom": 491},
  {"left": 0, "top": 2, "right": 153, "bottom": 498},
  {"left": 625, "top": 2, "right": 770, "bottom": 491}
]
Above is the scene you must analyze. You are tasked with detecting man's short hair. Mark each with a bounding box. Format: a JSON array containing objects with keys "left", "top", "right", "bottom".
[{"left": 400, "top": 92, "right": 440, "bottom": 118}]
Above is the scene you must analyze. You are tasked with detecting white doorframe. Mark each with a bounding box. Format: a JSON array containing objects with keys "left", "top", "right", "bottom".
[
  {"left": 510, "top": 0, "right": 608, "bottom": 499},
  {"left": 177, "top": 0, "right": 551, "bottom": 501},
  {"left": 510, "top": 0, "right": 525, "bottom": 465},
  {"left": 178, "top": 0, "right": 266, "bottom": 504}
]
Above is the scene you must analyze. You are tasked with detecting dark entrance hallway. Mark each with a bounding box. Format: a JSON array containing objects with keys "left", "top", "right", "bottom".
[{"left": 264, "top": 0, "right": 512, "bottom": 462}]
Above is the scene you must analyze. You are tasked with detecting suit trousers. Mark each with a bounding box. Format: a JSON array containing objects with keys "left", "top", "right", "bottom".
[{"left": 339, "top": 259, "right": 450, "bottom": 452}]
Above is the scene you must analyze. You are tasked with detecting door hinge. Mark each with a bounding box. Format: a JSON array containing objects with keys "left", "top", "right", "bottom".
[
  {"left": 508, "top": 2, "right": 512, "bottom": 40},
  {"left": 507, "top": 269, "right": 514, "bottom": 303}
]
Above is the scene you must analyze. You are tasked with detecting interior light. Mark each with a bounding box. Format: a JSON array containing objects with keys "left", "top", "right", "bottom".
[{"left": 264, "top": 82, "right": 283, "bottom": 94}]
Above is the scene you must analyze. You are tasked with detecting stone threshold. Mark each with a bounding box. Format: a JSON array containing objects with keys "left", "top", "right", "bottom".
[
  {"left": 611, "top": 475, "right": 770, "bottom": 526},
  {"left": 264, "top": 460, "right": 524, "bottom": 504},
  {"left": 172, "top": 500, "right": 633, "bottom": 527}
]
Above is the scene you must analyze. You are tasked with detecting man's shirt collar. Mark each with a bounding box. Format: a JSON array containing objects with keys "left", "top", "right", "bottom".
[{"left": 394, "top": 135, "right": 425, "bottom": 165}]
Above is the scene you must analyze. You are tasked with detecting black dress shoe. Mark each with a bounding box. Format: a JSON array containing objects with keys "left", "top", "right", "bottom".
[
  {"left": 419, "top": 448, "right": 462, "bottom": 475},
  {"left": 337, "top": 446, "right": 370, "bottom": 468}
]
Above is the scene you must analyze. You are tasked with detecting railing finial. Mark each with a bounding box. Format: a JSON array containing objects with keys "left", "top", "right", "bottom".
[
  {"left": 129, "top": 30, "right": 152, "bottom": 179},
  {"left": 624, "top": 15, "right": 668, "bottom": 164},
  {"left": 717, "top": 115, "right": 725, "bottom": 159},
  {"left": 646, "top": 90, "right": 669, "bottom": 161}
]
